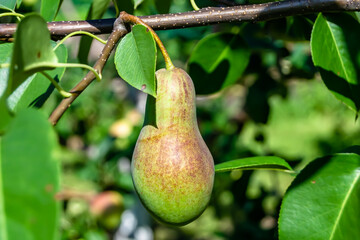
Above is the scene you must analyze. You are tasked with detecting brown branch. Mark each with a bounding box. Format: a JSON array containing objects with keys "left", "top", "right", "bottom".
[
  {"left": 1, "top": 0, "right": 359, "bottom": 39},
  {"left": 48, "top": 17, "right": 128, "bottom": 125},
  {"left": 5, "top": 0, "right": 360, "bottom": 125}
]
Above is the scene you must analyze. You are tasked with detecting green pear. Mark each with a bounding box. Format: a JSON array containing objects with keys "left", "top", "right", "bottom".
[{"left": 131, "top": 67, "right": 214, "bottom": 226}]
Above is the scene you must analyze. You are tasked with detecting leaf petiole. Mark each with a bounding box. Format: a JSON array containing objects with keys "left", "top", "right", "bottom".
[
  {"left": 120, "top": 12, "right": 175, "bottom": 70},
  {"left": 0, "top": 12, "right": 24, "bottom": 20},
  {"left": 53, "top": 31, "right": 107, "bottom": 51},
  {"left": 40, "top": 71, "right": 72, "bottom": 98},
  {"left": 190, "top": 0, "right": 200, "bottom": 11},
  {"left": 55, "top": 63, "right": 102, "bottom": 82}
]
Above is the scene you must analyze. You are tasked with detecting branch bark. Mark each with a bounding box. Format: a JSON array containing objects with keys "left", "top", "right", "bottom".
[
  {"left": 0, "top": 0, "right": 359, "bottom": 39},
  {"left": 48, "top": 18, "right": 128, "bottom": 125}
]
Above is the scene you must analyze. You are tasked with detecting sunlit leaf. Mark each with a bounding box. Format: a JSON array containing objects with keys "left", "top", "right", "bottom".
[
  {"left": 115, "top": 24, "right": 157, "bottom": 97},
  {"left": 8, "top": 43, "right": 68, "bottom": 112},
  {"left": 0, "top": 43, "right": 14, "bottom": 134},
  {"left": 0, "top": 0, "right": 16, "bottom": 10},
  {"left": 311, "top": 13, "right": 360, "bottom": 113},
  {"left": 40, "top": 0, "right": 61, "bottom": 21},
  {"left": 10, "top": 13, "right": 58, "bottom": 92},
  {"left": 279, "top": 153, "right": 360, "bottom": 240},
  {"left": 215, "top": 156, "right": 292, "bottom": 173}
]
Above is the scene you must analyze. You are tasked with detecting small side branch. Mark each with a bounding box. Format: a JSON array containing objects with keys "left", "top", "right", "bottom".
[{"left": 48, "top": 18, "right": 128, "bottom": 125}]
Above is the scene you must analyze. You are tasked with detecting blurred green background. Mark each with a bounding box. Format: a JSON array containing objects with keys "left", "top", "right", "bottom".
[{"left": 5, "top": 0, "right": 360, "bottom": 239}]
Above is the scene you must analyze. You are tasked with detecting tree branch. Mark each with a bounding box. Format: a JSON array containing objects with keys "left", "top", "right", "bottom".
[
  {"left": 48, "top": 18, "right": 128, "bottom": 125},
  {"left": 0, "top": 0, "right": 359, "bottom": 39}
]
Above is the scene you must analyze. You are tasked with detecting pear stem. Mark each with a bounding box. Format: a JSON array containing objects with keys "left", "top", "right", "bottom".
[{"left": 120, "top": 11, "right": 174, "bottom": 70}]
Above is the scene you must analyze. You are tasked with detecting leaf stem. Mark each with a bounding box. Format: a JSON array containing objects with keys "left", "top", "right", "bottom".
[
  {"left": 53, "top": 31, "right": 107, "bottom": 51},
  {"left": 55, "top": 63, "right": 102, "bottom": 81},
  {"left": 40, "top": 71, "right": 72, "bottom": 98},
  {"left": 190, "top": 0, "right": 200, "bottom": 11},
  {"left": 0, "top": 12, "right": 24, "bottom": 19},
  {"left": 120, "top": 11, "right": 174, "bottom": 70}
]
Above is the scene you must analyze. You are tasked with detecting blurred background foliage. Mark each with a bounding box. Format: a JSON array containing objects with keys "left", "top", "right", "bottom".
[{"left": 3, "top": 0, "right": 360, "bottom": 239}]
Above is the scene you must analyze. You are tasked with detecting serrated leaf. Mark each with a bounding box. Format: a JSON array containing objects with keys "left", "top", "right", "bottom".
[
  {"left": 188, "top": 33, "right": 250, "bottom": 95},
  {"left": 10, "top": 13, "right": 58, "bottom": 92},
  {"left": 40, "top": 0, "right": 61, "bottom": 21},
  {"left": 115, "top": 24, "right": 157, "bottom": 97},
  {"left": 279, "top": 153, "right": 360, "bottom": 240},
  {"left": 311, "top": 13, "right": 360, "bottom": 113},
  {"left": 215, "top": 156, "right": 292, "bottom": 173},
  {"left": 8, "top": 43, "right": 68, "bottom": 112},
  {"left": 0, "top": 109, "right": 61, "bottom": 240}
]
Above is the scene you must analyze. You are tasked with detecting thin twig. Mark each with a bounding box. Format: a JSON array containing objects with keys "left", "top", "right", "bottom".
[
  {"left": 48, "top": 17, "right": 128, "bottom": 125},
  {"left": 0, "top": 0, "right": 359, "bottom": 39}
]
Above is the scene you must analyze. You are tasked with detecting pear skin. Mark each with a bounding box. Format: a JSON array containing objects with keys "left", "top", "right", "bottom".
[{"left": 131, "top": 68, "right": 214, "bottom": 226}]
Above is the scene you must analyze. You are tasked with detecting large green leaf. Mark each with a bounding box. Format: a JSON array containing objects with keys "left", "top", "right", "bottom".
[
  {"left": 0, "top": 109, "right": 61, "bottom": 240},
  {"left": 10, "top": 13, "right": 58, "bottom": 92},
  {"left": 279, "top": 153, "right": 360, "bottom": 240},
  {"left": 188, "top": 33, "right": 250, "bottom": 95},
  {"left": 311, "top": 13, "right": 360, "bottom": 113},
  {"left": 40, "top": 0, "right": 61, "bottom": 21},
  {"left": 215, "top": 156, "right": 292, "bottom": 172},
  {"left": 8, "top": 43, "right": 68, "bottom": 112},
  {"left": 115, "top": 24, "right": 157, "bottom": 97},
  {"left": 0, "top": 43, "right": 14, "bottom": 134}
]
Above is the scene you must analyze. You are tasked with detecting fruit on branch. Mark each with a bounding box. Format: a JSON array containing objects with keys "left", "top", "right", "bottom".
[{"left": 131, "top": 68, "right": 214, "bottom": 226}]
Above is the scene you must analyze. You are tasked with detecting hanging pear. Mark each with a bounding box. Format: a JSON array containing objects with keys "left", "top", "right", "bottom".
[{"left": 131, "top": 67, "right": 214, "bottom": 226}]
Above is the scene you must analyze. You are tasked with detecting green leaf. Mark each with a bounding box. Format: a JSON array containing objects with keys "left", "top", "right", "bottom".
[
  {"left": 0, "top": 43, "right": 14, "bottom": 134},
  {"left": 0, "top": 0, "right": 16, "bottom": 10},
  {"left": 279, "top": 153, "right": 360, "bottom": 240},
  {"left": 215, "top": 156, "right": 292, "bottom": 173},
  {"left": 40, "top": 0, "right": 61, "bottom": 21},
  {"left": 0, "top": 43, "right": 13, "bottom": 98},
  {"left": 10, "top": 13, "right": 58, "bottom": 92},
  {"left": 8, "top": 43, "right": 68, "bottom": 112},
  {"left": 115, "top": 24, "right": 157, "bottom": 97},
  {"left": 0, "top": 109, "right": 61, "bottom": 240},
  {"left": 311, "top": 13, "right": 360, "bottom": 113},
  {"left": 188, "top": 33, "right": 250, "bottom": 95}
]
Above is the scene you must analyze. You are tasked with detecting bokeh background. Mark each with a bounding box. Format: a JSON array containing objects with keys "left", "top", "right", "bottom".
[{"left": 5, "top": 0, "right": 360, "bottom": 239}]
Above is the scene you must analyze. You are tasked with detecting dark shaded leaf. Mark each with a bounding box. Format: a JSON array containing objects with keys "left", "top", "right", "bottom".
[{"left": 188, "top": 33, "right": 250, "bottom": 95}]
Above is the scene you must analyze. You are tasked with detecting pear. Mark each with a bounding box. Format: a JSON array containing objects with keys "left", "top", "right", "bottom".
[{"left": 131, "top": 67, "right": 214, "bottom": 226}]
